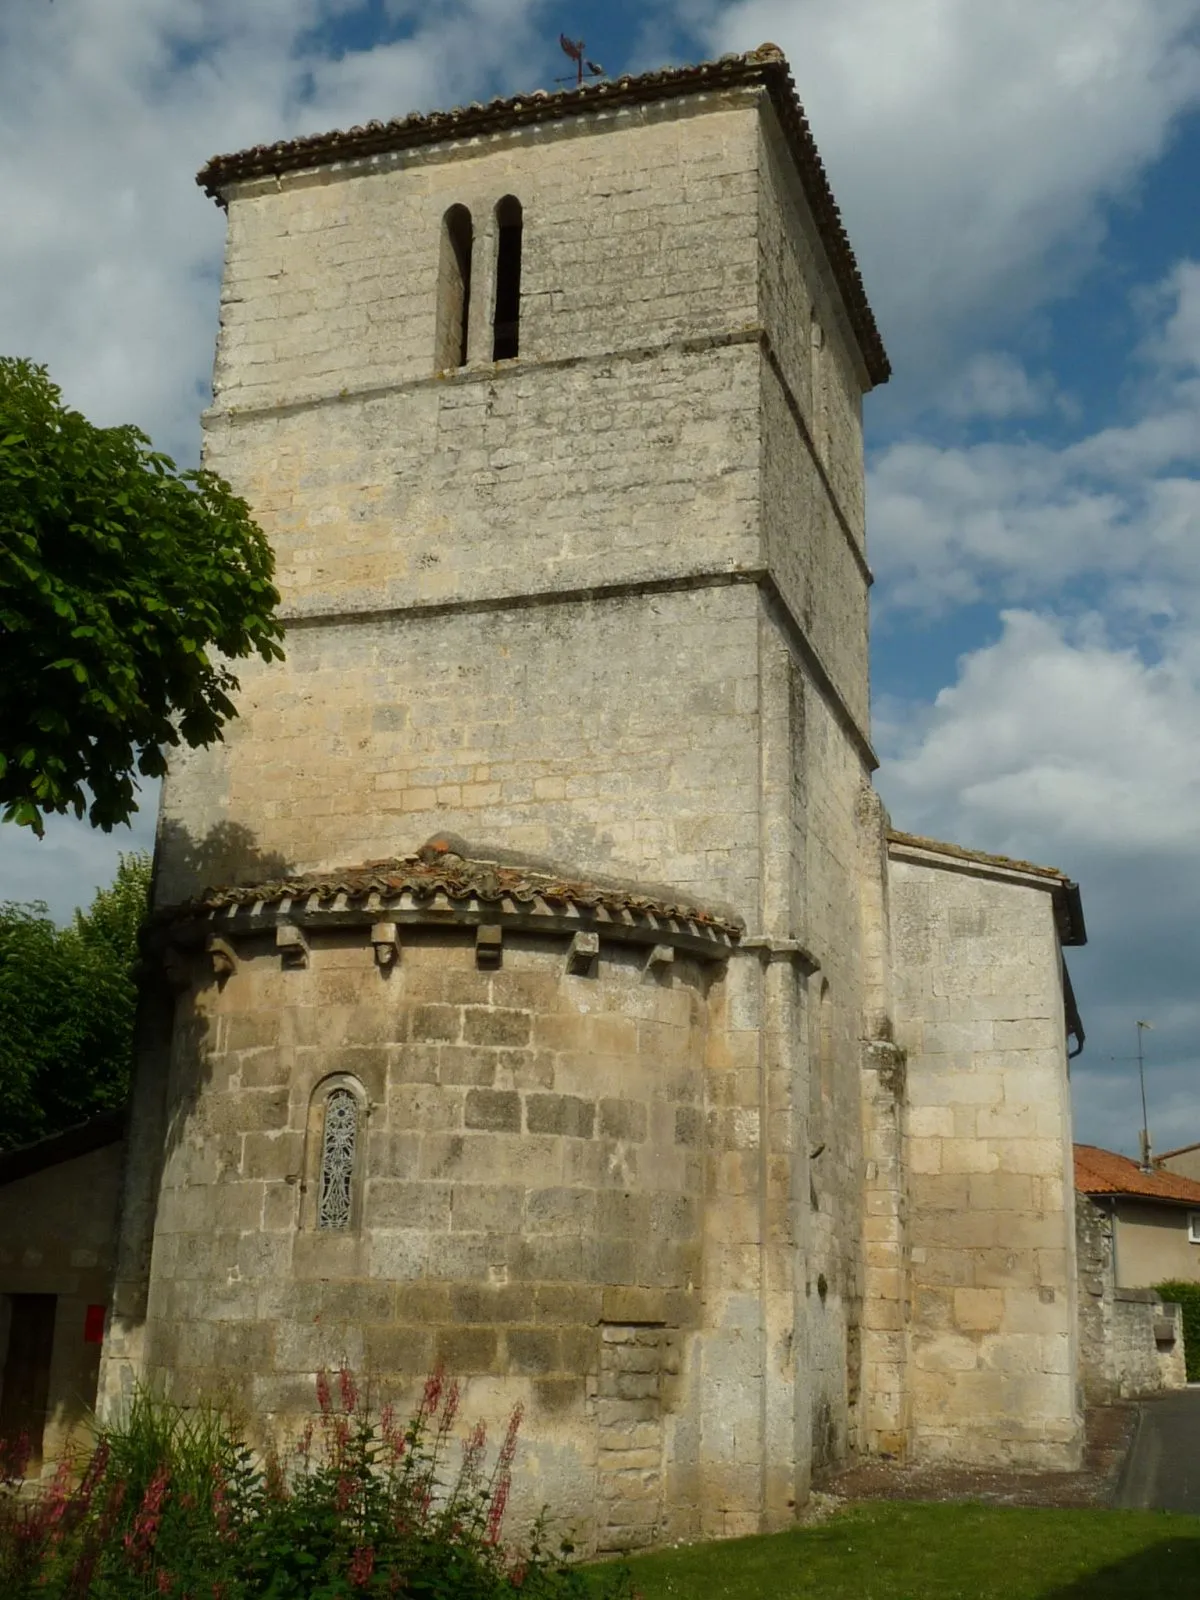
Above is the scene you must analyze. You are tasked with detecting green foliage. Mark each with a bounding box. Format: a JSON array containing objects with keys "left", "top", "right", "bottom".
[
  {"left": 1154, "top": 1281, "right": 1200, "bottom": 1381},
  {"left": 0, "top": 358, "right": 284, "bottom": 835},
  {"left": 0, "top": 1370, "right": 637, "bottom": 1599},
  {"left": 0, "top": 853, "right": 150, "bottom": 1148}
]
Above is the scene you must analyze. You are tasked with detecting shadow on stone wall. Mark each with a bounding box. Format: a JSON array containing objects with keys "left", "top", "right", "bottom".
[
  {"left": 1041, "top": 1538, "right": 1200, "bottom": 1597},
  {"left": 156, "top": 819, "right": 294, "bottom": 906},
  {"left": 107, "top": 819, "right": 296, "bottom": 1372}
]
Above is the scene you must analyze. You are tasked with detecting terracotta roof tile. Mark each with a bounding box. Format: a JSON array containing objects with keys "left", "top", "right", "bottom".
[
  {"left": 1074, "top": 1144, "right": 1200, "bottom": 1205},
  {"left": 160, "top": 835, "right": 744, "bottom": 942},
  {"left": 195, "top": 46, "right": 889, "bottom": 388}
]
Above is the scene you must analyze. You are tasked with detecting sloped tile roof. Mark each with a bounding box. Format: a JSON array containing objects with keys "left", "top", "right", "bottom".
[
  {"left": 1075, "top": 1144, "right": 1200, "bottom": 1205},
  {"left": 162, "top": 835, "right": 744, "bottom": 943},
  {"left": 195, "top": 45, "right": 889, "bottom": 387}
]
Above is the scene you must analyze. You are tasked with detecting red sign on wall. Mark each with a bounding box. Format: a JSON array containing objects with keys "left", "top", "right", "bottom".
[{"left": 83, "top": 1305, "right": 106, "bottom": 1344}]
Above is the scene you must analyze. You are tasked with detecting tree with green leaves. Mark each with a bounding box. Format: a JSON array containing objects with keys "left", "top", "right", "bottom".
[
  {"left": 0, "top": 358, "right": 284, "bottom": 835},
  {"left": 0, "top": 854, "right": 151, "bottom": 1149}
]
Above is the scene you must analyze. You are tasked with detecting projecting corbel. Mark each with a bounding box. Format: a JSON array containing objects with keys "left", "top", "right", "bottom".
[
  {"left": 739, "top": 935, "right": 820, "bottom": 974},
  {"left": 206, "top": 935, "right": 239, "bottom": 979},
  {"left": 372, "top": 922, "right": 401, "bottom": 968},
  {"left": 276, "top": 923, "right": 309, "bottom": 968},
  {"left": 646, "top": 943, "right": 675, "bottom": 973},
  {"left": 475, "top": 925, "right": 503, "bottom": 969},
  {"left": 566, "top": 931, "right": 599, "bottom": 976}
]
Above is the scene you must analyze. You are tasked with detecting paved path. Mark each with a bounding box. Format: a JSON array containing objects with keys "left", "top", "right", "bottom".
[{"left": 1117, "top": 1389, "right": 1200, "bottom": 1512}]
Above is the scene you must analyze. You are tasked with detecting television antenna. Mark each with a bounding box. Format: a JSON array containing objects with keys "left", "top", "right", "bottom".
[
  {"left": 557, "top": 34, "right": 605, "bottom": 87},
  {"left": 1108, "top": 1020, "right": 1155, "bottom": 1170}
]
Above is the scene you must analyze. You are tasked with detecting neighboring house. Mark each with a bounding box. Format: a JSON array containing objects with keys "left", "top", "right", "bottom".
[
  {"left": 1157, "top": 1141, "right": 1200, "bottom": 1185},
  {"left": 0, "top": 1113, "right": 124, "bottom": 1476},
  {"left": 1074, "top": 1144, "right": 1191, "bottom": 1401},
  {"left": 1075, "top": 1143, "right": 1200, "bottom": 1288}
]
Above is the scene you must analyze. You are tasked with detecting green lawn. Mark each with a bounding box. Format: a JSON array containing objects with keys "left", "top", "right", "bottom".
[{"left": 587, "top": 1502, "right": 1200, "bottom": 1599}]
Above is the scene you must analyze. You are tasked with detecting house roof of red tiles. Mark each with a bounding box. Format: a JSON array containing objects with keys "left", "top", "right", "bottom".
[
  {"left": 1075, "top": 1143, "right": 1200, "bottom": 1206},
  {"left": 195, "top": 45, "right": 889, "bottom": 388}
]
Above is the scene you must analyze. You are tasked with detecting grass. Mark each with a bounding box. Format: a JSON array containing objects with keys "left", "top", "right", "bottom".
[{"left": 586, "top": 1502, "right": 1200, "bottom": 1599}]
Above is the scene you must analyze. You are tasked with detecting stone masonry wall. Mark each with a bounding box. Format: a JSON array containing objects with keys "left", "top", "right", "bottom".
[
  {"left": 137, "top": 927, "right": 716, "bottom": 1553},
  {"left": 0, "top": 1143, "right": 125, "bottom": 1473},
  {"left": 112, "top": 73, "right": 885, "bottom": 1548},
  {"left": 157, "top": 584, "right": 764, "bottom": 913},
  {"left": 213, "top": 101, "right": 761, "bottom": 412},
  {"left": 1076, "top": 1193, "right": 1186, "bottom": 1402},
  {"left": 888, "top": 852, "right": 1081, "bottom": 1470}
]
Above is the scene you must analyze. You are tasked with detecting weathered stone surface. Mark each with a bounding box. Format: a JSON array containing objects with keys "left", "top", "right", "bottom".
[{"left": 89, "top": 53, "right": 1091, "bottom": 1560}]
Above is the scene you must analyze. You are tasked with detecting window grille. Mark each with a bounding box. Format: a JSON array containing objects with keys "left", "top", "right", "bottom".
[{"left": 317, "top": 1087, "right": 358, "bottom": 1230}]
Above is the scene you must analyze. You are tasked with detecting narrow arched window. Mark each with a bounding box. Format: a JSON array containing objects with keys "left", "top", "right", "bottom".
[
  {"left": 435, "top": 205, "right": 473, "bottom": 371},
  {"left": 492, "top": 196, "right": 523, "bottom": 361},
  {"left": 317, "top": 1087, "right": 359, "bottom": 1230}
]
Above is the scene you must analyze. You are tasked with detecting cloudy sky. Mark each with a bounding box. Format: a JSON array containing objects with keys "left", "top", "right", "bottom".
[{"left": 1, "top": 0, "right": 1197, "bottom": 1156}]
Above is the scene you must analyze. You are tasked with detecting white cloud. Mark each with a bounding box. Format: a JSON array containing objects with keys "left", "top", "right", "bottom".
[
  {"left": 938, "top": 352, "right": 1056, "bottom": 421},
  {"left": 692, "top": 0, "right": 1200, "bottom": 387},
  {"left": 0, "top": 0, "right": 551, "bottom": 459},
  {"left": 878, "top": 607, "right": 1200, "bottom": 1152},
  {"left": 882, "top": 609, "right": 1200, "bottom": 854},
  {"left": 869, "top": 257, "right": 1200, "bottom": 610},
  {"left": 0, "top": 0, "right": 551, "bottom": 916}
]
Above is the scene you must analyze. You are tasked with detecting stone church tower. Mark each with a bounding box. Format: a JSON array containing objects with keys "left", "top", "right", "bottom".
[{"left": 100, "top": 47, "right": 1087, "bottom": 1550}]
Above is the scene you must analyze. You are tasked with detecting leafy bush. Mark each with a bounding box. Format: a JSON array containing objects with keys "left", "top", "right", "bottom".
[
  {"left": 1153, "top": 1280, "right": 1200, "bottom": 1380},
  {"left": 0, "top": 852, "right": 150, "bottom": 1148},
  {"left": 0, "top": 1370, "right": 636, "bottom": 1599}
]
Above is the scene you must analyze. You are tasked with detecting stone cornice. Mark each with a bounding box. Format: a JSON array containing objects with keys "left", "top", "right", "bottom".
[{"left": 152, "top": 837, "right": 743, "bottom": 969}]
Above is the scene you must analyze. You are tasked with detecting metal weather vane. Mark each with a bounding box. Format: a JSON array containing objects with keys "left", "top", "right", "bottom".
[{"left": 557, "top": 34, "right": 605, "bottom": 87}]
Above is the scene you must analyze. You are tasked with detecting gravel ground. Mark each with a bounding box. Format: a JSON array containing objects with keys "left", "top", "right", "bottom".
[{"left": 821, "top": 1406, "right": 1138, "bottom": 1509}]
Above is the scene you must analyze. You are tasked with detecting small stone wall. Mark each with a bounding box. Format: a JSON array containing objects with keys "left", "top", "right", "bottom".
[{"left": 1075, "top": 1194, "right": 1186, "bottom": 1401}]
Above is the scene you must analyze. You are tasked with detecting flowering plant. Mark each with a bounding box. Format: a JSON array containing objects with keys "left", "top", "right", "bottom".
[{"left": 0, "top": 1372, "right": 636, "bottom": 1598}]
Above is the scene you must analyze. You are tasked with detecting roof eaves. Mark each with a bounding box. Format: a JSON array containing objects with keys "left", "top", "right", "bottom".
[
  {"left": 0, "top": 1109, "right": 125, "bottom": 1189},
  {"left": 194, "top": 47, "right": 890, "bottom": 388},
  {"left": 887, "top": 829, "right": 1086, "bottom": 946}
]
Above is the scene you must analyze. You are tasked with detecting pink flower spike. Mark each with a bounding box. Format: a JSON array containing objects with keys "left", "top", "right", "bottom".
[
  {"left": 443, "top": 1379, "right": 461, "bottom": 1429},
  {"left": 316, "top": 1369, "right": 332, "bottom": 1415},
  {"left": 421, "top": 1366, "right": 444, "bottom": 1417},
  {"left": 338, "top": 1366, "right": 358, "bottom": 1415},
  {"left": 348, "top": 1544, "right": 376, "bottom": 1587}
]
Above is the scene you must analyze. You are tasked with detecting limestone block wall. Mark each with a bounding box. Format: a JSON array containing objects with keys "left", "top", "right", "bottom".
[
  {"left": 156, "top": 583, "right": 763, "bottom": 913},
  {"left": 756, "top": 107, "right": 866, "bottom": 545},
  {"left": 111, "top": 901, "right": 816, "bottom": 1554},
  {"left": 213, "top": 101, "right": 761, "bottom": 413},
  {"left": 1076, "top": 1193, "right": 1187, "bottom": 1401},
  {"left": 203, "top": 341, "right": 762, "bottom": 626},
  {"left": 0, "top": 1141, "right": 124, "bottom": 1473},
  {"left": 127, "top": 68, "right": 888, "bottom": 1543},
  {"left": 888, "top": 847, "right": 1081, "bottom": 1469},
  {"left": 787, "top": 672, "right": 874, "bottom": 1473}
]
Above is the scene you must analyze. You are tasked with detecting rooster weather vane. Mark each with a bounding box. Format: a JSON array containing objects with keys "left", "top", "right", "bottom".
[{"left": 557, "top": 34, "right": 605, "bottom": 86}]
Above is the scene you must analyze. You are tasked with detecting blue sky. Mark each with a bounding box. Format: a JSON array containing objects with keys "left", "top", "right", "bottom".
[{"left": 1, "top": 0, "right": 1198, "bottom": 1157}]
